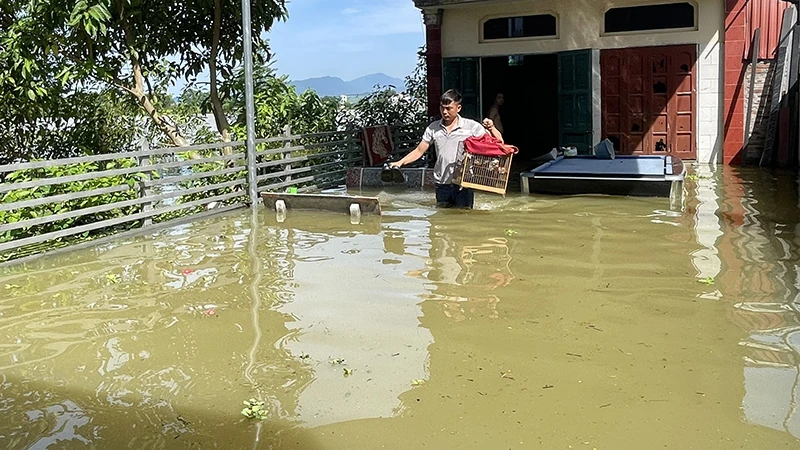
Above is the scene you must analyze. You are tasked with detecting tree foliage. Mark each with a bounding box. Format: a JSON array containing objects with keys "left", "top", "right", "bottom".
[
  {"left": 1, "top": 1, "right": 427, "bottom": 165},
  {"left": 225, "top": 63, "right": 340, "bottom": 138},
  {"left": 2, "top": 0, "right": 287, "bottom": 149}
]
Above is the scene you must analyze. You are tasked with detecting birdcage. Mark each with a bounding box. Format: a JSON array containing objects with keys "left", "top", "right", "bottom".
[{"left": 455, "top": 152, "right": 515, "bottom": 195}]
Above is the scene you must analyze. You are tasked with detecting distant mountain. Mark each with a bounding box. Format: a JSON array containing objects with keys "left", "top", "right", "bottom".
[{"left": 292, "top": 73, "right": 405, "bottom": 97}]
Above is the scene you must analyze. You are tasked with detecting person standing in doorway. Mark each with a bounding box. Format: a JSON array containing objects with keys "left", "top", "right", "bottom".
[
  {"left": 487, "top": 92, "right": 505, "bottom": 134},
  {"left": 390, "top": 89, "right": 503, "bottom": 209}
]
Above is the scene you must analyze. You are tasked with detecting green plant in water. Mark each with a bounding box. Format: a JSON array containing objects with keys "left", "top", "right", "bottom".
[
  {"left": 698, "top": 277, "right": 715, "bottom": 285},
  {"left": 241, "top": 398, "right": 267, "bottom": 420}
]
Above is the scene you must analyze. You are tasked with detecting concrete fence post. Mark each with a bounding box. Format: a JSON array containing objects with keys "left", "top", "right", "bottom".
[
  {"left": 283, "top": 125, "right": 293, "bottom": 187},
  {"left": 138, "top": 139, "right": 153, "bottom": 227}
]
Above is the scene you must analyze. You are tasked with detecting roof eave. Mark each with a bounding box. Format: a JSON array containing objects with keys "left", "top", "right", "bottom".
[{"left": 413, "top": 0, "right": 491, "bottom": 8}]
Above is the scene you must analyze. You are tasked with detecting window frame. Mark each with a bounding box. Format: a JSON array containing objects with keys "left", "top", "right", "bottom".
[
  {"left": 601, "top": 1, "right": 699, "bottom": 36},
  {"left": 479, "top": 12, "right": 560, "bottom": 43}
]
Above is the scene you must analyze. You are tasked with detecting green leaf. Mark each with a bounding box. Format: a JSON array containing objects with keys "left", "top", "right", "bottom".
[{"left": 26, "top": 89, "right": 35, "bottom": 100}]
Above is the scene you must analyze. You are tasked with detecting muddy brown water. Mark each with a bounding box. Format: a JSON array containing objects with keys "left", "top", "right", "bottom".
[{"left": 1, "top": 166, "right": 799, "bottom": 449}]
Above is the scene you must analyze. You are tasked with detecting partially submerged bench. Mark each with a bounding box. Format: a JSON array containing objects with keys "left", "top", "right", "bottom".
[{"left": 260, "top": 192, "right": 381, "bottom": 224}]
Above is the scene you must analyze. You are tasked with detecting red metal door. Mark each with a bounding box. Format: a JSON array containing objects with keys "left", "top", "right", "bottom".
[{"left": 601, "top": 45, "right": 697, "bottom": 159}]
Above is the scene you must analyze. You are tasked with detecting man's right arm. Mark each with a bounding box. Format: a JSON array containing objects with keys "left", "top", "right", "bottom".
[{"left": 391, "top": 141, "right": 430, "bottom": 168}]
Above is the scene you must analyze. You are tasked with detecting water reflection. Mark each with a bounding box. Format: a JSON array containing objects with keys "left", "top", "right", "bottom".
[
  {"left": 406, "top": 211, "right": 515, "bottom": 322},
  {"left": 265, "top": 209, "right": 434, "bottom": 428},
  {"left": 699, "top": 167, "right": 800, "bottom": 439},
  {"left": 691, "top": 164, "right": 724, "bottom": 300}
]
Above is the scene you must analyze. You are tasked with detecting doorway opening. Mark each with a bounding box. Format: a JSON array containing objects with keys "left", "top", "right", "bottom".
[{"left": 481, "top": 54, "right": 559, "bottom": 169}]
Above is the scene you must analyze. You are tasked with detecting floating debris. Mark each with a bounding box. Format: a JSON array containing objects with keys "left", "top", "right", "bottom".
[
  {"left": 698, "top": 277, "right": 715, "bottom": 285},
  {"left": 182, "top": 269, "right": 194, "bottom": 275},
  {"left": 330, "top": 358, "right": 345, "bottom": 365},
  {"left": 241, "top": 398, "right": 267, "bottom": 420},
  {"left": 504, "top": 229, "right": 519, "bottom": 236},
  {"left": 343, "top": 368, "right": 354, "bottom": 377},
  {"left": 411, "top": 379, "right": 426, "bottom": 386}
]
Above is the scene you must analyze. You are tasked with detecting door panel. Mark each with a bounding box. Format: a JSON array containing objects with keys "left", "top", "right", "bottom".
[
  {"left": 600, "top": 45, "right": 697, "bottom": 159},
  {"left": 558, "top": 50, "right": 593, "bottom": 154},
  {"left": 442, "top": 58, "right": 480, "bottom": 121}
]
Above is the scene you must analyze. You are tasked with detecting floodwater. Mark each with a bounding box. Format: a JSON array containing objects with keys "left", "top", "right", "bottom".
[{"left": 1, "top": 165, "right": 800, "bottom": 449}]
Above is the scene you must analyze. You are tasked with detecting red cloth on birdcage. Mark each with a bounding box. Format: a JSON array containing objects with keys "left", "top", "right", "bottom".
[{"left": 464, "top": 134, "right": 519, "bottom": 157}]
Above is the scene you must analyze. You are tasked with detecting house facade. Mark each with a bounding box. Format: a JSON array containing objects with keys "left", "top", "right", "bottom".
[{"left": 413, "top": 0, "right": 793, "bottom": 165}]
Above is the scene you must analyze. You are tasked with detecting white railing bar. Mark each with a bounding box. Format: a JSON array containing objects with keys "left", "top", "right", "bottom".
[
  {"left": 0, "top": 202, "right": 246, "bottom": 268},
  {"left": 0, "top": 190, "right": 245, "bottom": 253},
  {"left": 144, "top": 166, "right": 245, "bottom": 187},
  {"left": 256, "top": 166, "right": 313, "bottom": 182},
  {"left": 256, "top": 139, "right": 358, "bottom": 157},
  {"left": 258, "top": 175, "right": 317, "bottom": 192},
  {"left": 255, "top": 148, "right": 357, "bottom": 170},
  {"left": 0, "top": 141, "right": 246, "bottom": 172},
  {"left": 0, "top": 178, "right": 245, "bottom": 233},
  {"left": 0, "top": 184, "right": 133, "bottom": 212},
  {"left": 0, "top": 153, "right": 245, "bottom": 194}
]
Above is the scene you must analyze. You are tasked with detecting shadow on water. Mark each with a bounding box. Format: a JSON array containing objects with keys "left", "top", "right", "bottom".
[{"left": 0, "top": 375, "right": 324, "bottom": 449}]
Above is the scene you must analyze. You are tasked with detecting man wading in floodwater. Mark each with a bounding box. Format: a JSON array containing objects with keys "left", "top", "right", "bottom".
[{"left": 390, "top": 89, "right": 504, "bottom": 209}]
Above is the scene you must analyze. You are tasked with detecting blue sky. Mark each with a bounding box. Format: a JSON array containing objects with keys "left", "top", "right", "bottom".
[{"left": 268, "top": 0, "right": 425, "bottom": 81}]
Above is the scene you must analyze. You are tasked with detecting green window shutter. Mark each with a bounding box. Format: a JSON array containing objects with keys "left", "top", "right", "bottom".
[
  {"left": 442, "top": 58, "right": 480, "bottom": 121},
  {"left": 558, "top": 50, "right": 593, "bottom": 154}
]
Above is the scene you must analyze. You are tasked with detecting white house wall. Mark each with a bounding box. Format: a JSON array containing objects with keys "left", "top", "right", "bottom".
[{"left": 435, "top": 0, "right": 724, "bottom": 163}]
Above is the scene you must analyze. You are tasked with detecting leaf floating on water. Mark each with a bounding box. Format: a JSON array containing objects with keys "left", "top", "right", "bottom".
[
  {"left": 504, "top": 229, "right": 518, "bottom": 236},
  {"left": 698, "top": 277, "right": 715, "bottom": 285},
  {"left": 241, "top": 398, "right": 267, "bottom": 420},
  {"left": 411, "top": 379, "right": 425, "bottom": 386},
  {"left": 343, "top": 367, "right": 354, "bottom": 377}
]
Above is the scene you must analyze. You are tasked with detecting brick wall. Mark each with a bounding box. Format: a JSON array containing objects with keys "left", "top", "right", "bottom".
[
  {"left": 724, "top": 0, "right": 748, "bottom": 165},
  {"left": 743, "top": 61, "right": 777, "bottom": 163}
]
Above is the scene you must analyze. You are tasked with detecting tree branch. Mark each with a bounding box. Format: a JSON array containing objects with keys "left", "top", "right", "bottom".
[{"left": 209, "top": 0, "right": 232, "bottom": 152}]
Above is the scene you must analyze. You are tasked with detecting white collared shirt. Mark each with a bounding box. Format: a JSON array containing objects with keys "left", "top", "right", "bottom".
[{"left": 422, "top": 116, "right": 487, "bottom": 184}]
